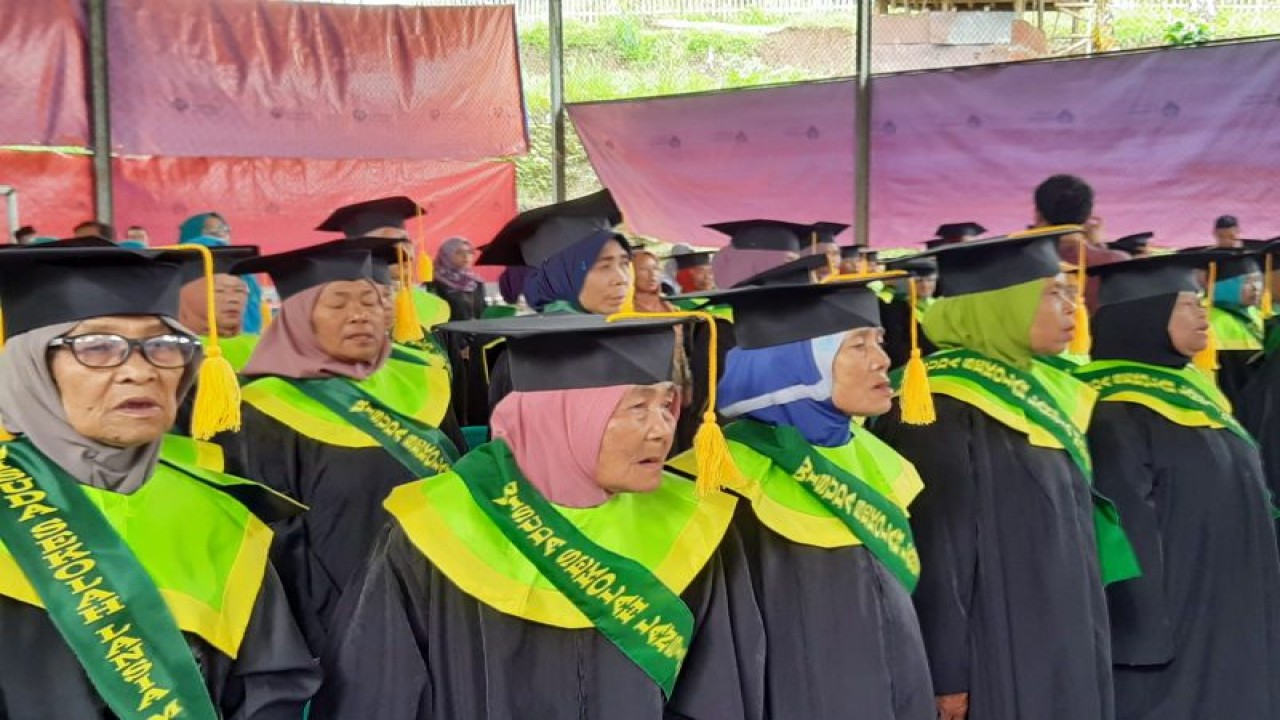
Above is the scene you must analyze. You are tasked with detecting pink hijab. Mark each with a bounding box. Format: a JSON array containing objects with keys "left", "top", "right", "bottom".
[
  {"left": 242, "top": 284, "right": 391, "bottom": 380},
  {"left": 490, "top": 386, "right": 631, "bottom": 508}
]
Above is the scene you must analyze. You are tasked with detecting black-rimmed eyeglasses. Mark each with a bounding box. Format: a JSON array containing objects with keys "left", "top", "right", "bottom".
[{"left": 48, "top": 333, "right": 200, "bottom": 369}]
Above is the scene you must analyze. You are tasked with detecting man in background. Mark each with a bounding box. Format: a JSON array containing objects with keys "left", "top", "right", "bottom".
[
  {"left": 1033, "top": 173, "right": 1128, "bottom": 311},
  {"left": 72, "top": 219, "right": 115, "bottom": 241},
  {"left": 11, "top": 225, "right": 36, "bottom": 245},
  {"left": 1213, "top": 215, "right": 1243, "bottom": 249}
]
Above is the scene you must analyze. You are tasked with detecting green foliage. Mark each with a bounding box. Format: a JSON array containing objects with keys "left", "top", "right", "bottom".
[{"left": 1163, "top": 16, "right": 1212, "bottom": 45}]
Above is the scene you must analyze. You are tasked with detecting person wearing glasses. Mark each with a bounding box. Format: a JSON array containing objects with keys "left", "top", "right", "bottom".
[{"left": 0, "top": 245, "right": 319, "bottom": 718}]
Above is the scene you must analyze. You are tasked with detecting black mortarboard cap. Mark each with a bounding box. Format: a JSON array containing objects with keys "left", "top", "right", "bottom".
[
  {"left": 705, "top": 219, "right": 810, "bottom": 252},
  {"left": 1106, "top": 232, "right": 1153, "bottom": 255},
  {"left": 935, "top": 222, "right": 987, "bottom": 240},
  {"left": 316, "top": 196, "right": 425, "bottom": 238},
  {"left": 733, "top": 254, "right": 827, "bottom": 288},
  {"left": 916, "top": 226, "right": 1075, "bottom": 296},
  {"left": 1214, "top": 215, "right": 1239, "bottom": 230},
  {"left": 0, "top": 236, "right": 117, "bottom": 250},
  {"left": 1177, "top": 245, "right": 1262, "bottom": 280},
  {"left": 174, "top": 245, "right": 259, "bottom": 282},
  {"left": 343, "top": 236, "right": 418, "bottom": 285},
  {"left": 670, "top": 250, "right": 715, "bottom": 270},
  {"left": 1089, "top": 251, "right": 1224, "bottom": 308},
  {"left": 0, "top": 247, "right": 190, "bottom": 338},
  {"left": 477, "top": 190, "right": 623, "bottom": 267},
  {"left": 440, "top": 313, "right": 682, "bottom": 391},
  {"left": 232, "top": 240, "right": 374, "bottom": 299},
  {"left": 809, "top": 221, "right": 850, "bottom": 245},
  {"left": 671, "top": 278, "right": 883, "bottom": 349}
]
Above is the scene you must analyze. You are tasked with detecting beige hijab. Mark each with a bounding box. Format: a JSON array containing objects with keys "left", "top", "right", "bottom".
[{"left": 0, "top": 321, "right": 199, "bottom": 493}]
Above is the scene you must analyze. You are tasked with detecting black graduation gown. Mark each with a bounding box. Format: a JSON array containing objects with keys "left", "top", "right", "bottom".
[
  {"left": 1089, "top": 402, "right": 1280, "bottom": 719},
  {"left": 873, "top": 398, "right": 1115, "bottom": 720},
  {"left": 0, "top": 565, "right": 319, "bottom": 719},
  {"left": 676, "top": 318, "right": 735, "bottom": 453},
  {"left": 312, "top": 525, "right": 766, "bottom": 720},
  {"left": 1237, "top": 350, "right": 1280, "bottom": 536},
  {"left": 731, "top": 504, "right": 935, "bottom": 719},
  {"left": 1215, "top": 349, "right": 1258, "bottom": 411},
  {"left": 221, "top": 405, "right": 423, "bottom": 654}
]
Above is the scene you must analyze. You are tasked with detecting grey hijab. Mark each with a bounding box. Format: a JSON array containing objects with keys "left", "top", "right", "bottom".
[{"left": 0, "top": 321, "right": 199, "bottom": 493}]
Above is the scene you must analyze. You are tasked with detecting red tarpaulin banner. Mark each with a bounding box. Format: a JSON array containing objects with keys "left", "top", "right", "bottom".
[
  {"left": 0, "top": 0, "right": 88, "bottom": 147},
  {"left": 571, "top": 40, "right": 1280, "bottom": 248},
  {"left": 0, "top": 151, "right": 94, "bottom": 238},
  {"left": 112, "top": 156, "right": 516, "bottom": 257},
  {"left": 569, "top": 80, "right": 856, "bottom": 247},
  {"left": 107, "top": 0, "right": 526, "bottom": 161}
]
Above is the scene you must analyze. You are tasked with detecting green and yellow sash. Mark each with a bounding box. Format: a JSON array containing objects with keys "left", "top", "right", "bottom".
[
  {"left": 723, "top": 420, "right": 920, "bottom": 591},
  {"left": 1211, "top": 306, "right": 1263, "bottom": 351},
  {"left": 287, "top": 378, "right": 458, "bottom": 478},
  {"left": 0, "top": 440, "right": 265, "bottom": 719},
  {"left": 1075, "top": 360, "right": 1255, "bottom": 446},
  {"left": 242, "top": 348, "right": 451, "bottom": 449},
  {"left": 386, "top": 441, "right": 736, "bottom": 696},
  {"left": 922, "top": 348, "right": 1141, "bottom": 585}
]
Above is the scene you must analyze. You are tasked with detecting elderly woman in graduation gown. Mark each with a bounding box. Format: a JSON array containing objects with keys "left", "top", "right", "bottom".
[
  {"left": 1075, "top": 253, "right": 1280, "bottom": 720},
  {"left": 226, "top": 240, "right": 460, "bottom": 653},
  {"left": 314, "top": 314, "right": 765, "bottom": 720},
  {"left": 672, "top": 276, "right": 934, "bottom": 719},
  {"left": 0, "top": 246, "right": 318, "bottom": 718},
  {"left": 874, "top": 228, "right": 1131, "bottom": 720},
  {"left": 1195, "top": 249, "right": 1266, "bottom": 408}
]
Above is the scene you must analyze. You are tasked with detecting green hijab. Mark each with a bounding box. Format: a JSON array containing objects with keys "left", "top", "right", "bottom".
[{"left": 922, "top": 277, "right": 1049, "bottom": 369}]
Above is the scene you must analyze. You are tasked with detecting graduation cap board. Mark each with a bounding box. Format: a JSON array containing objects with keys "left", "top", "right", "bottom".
[
  {"left": 705, "top": 220, "right": 811, "bottom": 252},
  {"left": 1106, "top": 232, "right": 1154, "bottom": 255},
  {"left": 915, "top": 226, "right": 1079, "bottom": 297},
  {"left": 884, "top": 253, "right": 938, "bottom": 276},
  {"left": 809, "top": 222, "right": 850, "bottom": 245},
  {"left": 440, "top": 313, "right": 682, "bottom": 392},
  {"left": 478, "top": 190, "right": 622, "bottom": 267},
  {"left": 232, "top": 239, "right": 375, "bottom": 300},
  {"left": 1177, "top": 246, "right": 1262, "bottom": 279},
  {"left": 1089, "top": 251, "right": 1229, "bottom": 308},
  {"left": 935, "top": 222, "right": 987, "bottom": 240},
  {"left": 0, "top": 246, "right": 190, "bottom": 338},
  {"left": 670, "top": 250, "right": 715, "bottom": 269},
  {"left": 671, "top": 278, "right": 885, "bottom": 350},
  {"left": 316, "top": 196, "right": 425, "bottom": 238},
  {"left": 177, "top": 245, "right": 259, "bottom": 282}
]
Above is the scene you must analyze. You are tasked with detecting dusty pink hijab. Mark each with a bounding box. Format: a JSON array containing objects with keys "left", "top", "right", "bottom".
[
  {"left": 242, "top": 284, "right": 391, "bottom": 380},
  {"left": 490, "top": 386, "right": 632, "bottom": 508}
]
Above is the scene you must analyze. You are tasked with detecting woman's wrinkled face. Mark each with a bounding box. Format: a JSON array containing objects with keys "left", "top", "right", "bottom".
[
  {"left": 830, "top": 328, "right": 893, "bottom": 417},
  {"left": 1169, "top": 291, "right": 1210, "bottom": 357},
  {"left": 213, "top": 275, "right": 249, "bottom": 335},
  {"left": 595, "top": 382, "right": 678, "bottom": 495},
  {"left": 312, "top": 280, "right": 387, "bottom": 363},
  {"left": 578, "top": 240, "right": 633, "bottom": 315},
  {"left": 50, "top": 316, "right": 188, "bottom": 447},
  {"left": 1029, "top": 274, "right": 1077, "bottom": 355},
  {"left": 634, "top": 253, "right": 662, "bottom": 294}
]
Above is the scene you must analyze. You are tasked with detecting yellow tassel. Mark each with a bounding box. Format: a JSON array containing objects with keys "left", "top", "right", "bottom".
[
  {"left": 417, "top": 249, "right": 434, "bottom": 284},
  {"left": 620, "top": 262, "right": 637, "bottom": 314},
  {"left": 1263, "top": 252, "right": 1274, "bottom": 319},
  {"left": 393, "top": 245, "right": 426, "bottom": 343},
  {"left": 157, "top": 244, "right": 242, "bottom": 438},
  {"left": 1193, "top": 261, "right": 1219, "bottom": 374},
  {"left": 607, "top": 308, "right": 741, "bottom": 496},
  {"left": 191, "top": 344, "right": 242, "bottom": 440},
  {"left": 1068, "top": 238, "right": 1092, "bottom": 356},
  {"left": 0, "top": 427, "right": 14, "bottom": 441},
  {"left": 259, "top": 299, "right": 274, "bottom": 330},
  {"left": 899, "top": 278, "right": 936, "bottom": 425}
]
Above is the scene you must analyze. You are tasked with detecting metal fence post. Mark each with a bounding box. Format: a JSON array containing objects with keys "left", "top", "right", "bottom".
[
  {"left": 854, "top": 0, "right": 872, "bottom": 246},
  {"left": 87, "top": 0, "right": 114, "bottom": 226},
  {"left": 549, "top": 0, "right": 567, "bottom": 203}
]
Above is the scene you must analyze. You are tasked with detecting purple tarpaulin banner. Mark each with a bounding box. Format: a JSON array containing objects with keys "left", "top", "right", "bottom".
[
  {"left": 570, "top": 39, "right": 1280, "bottom": 248},
  {"left": 569, "top": 79, "right": 857, "bottom": 246}
]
